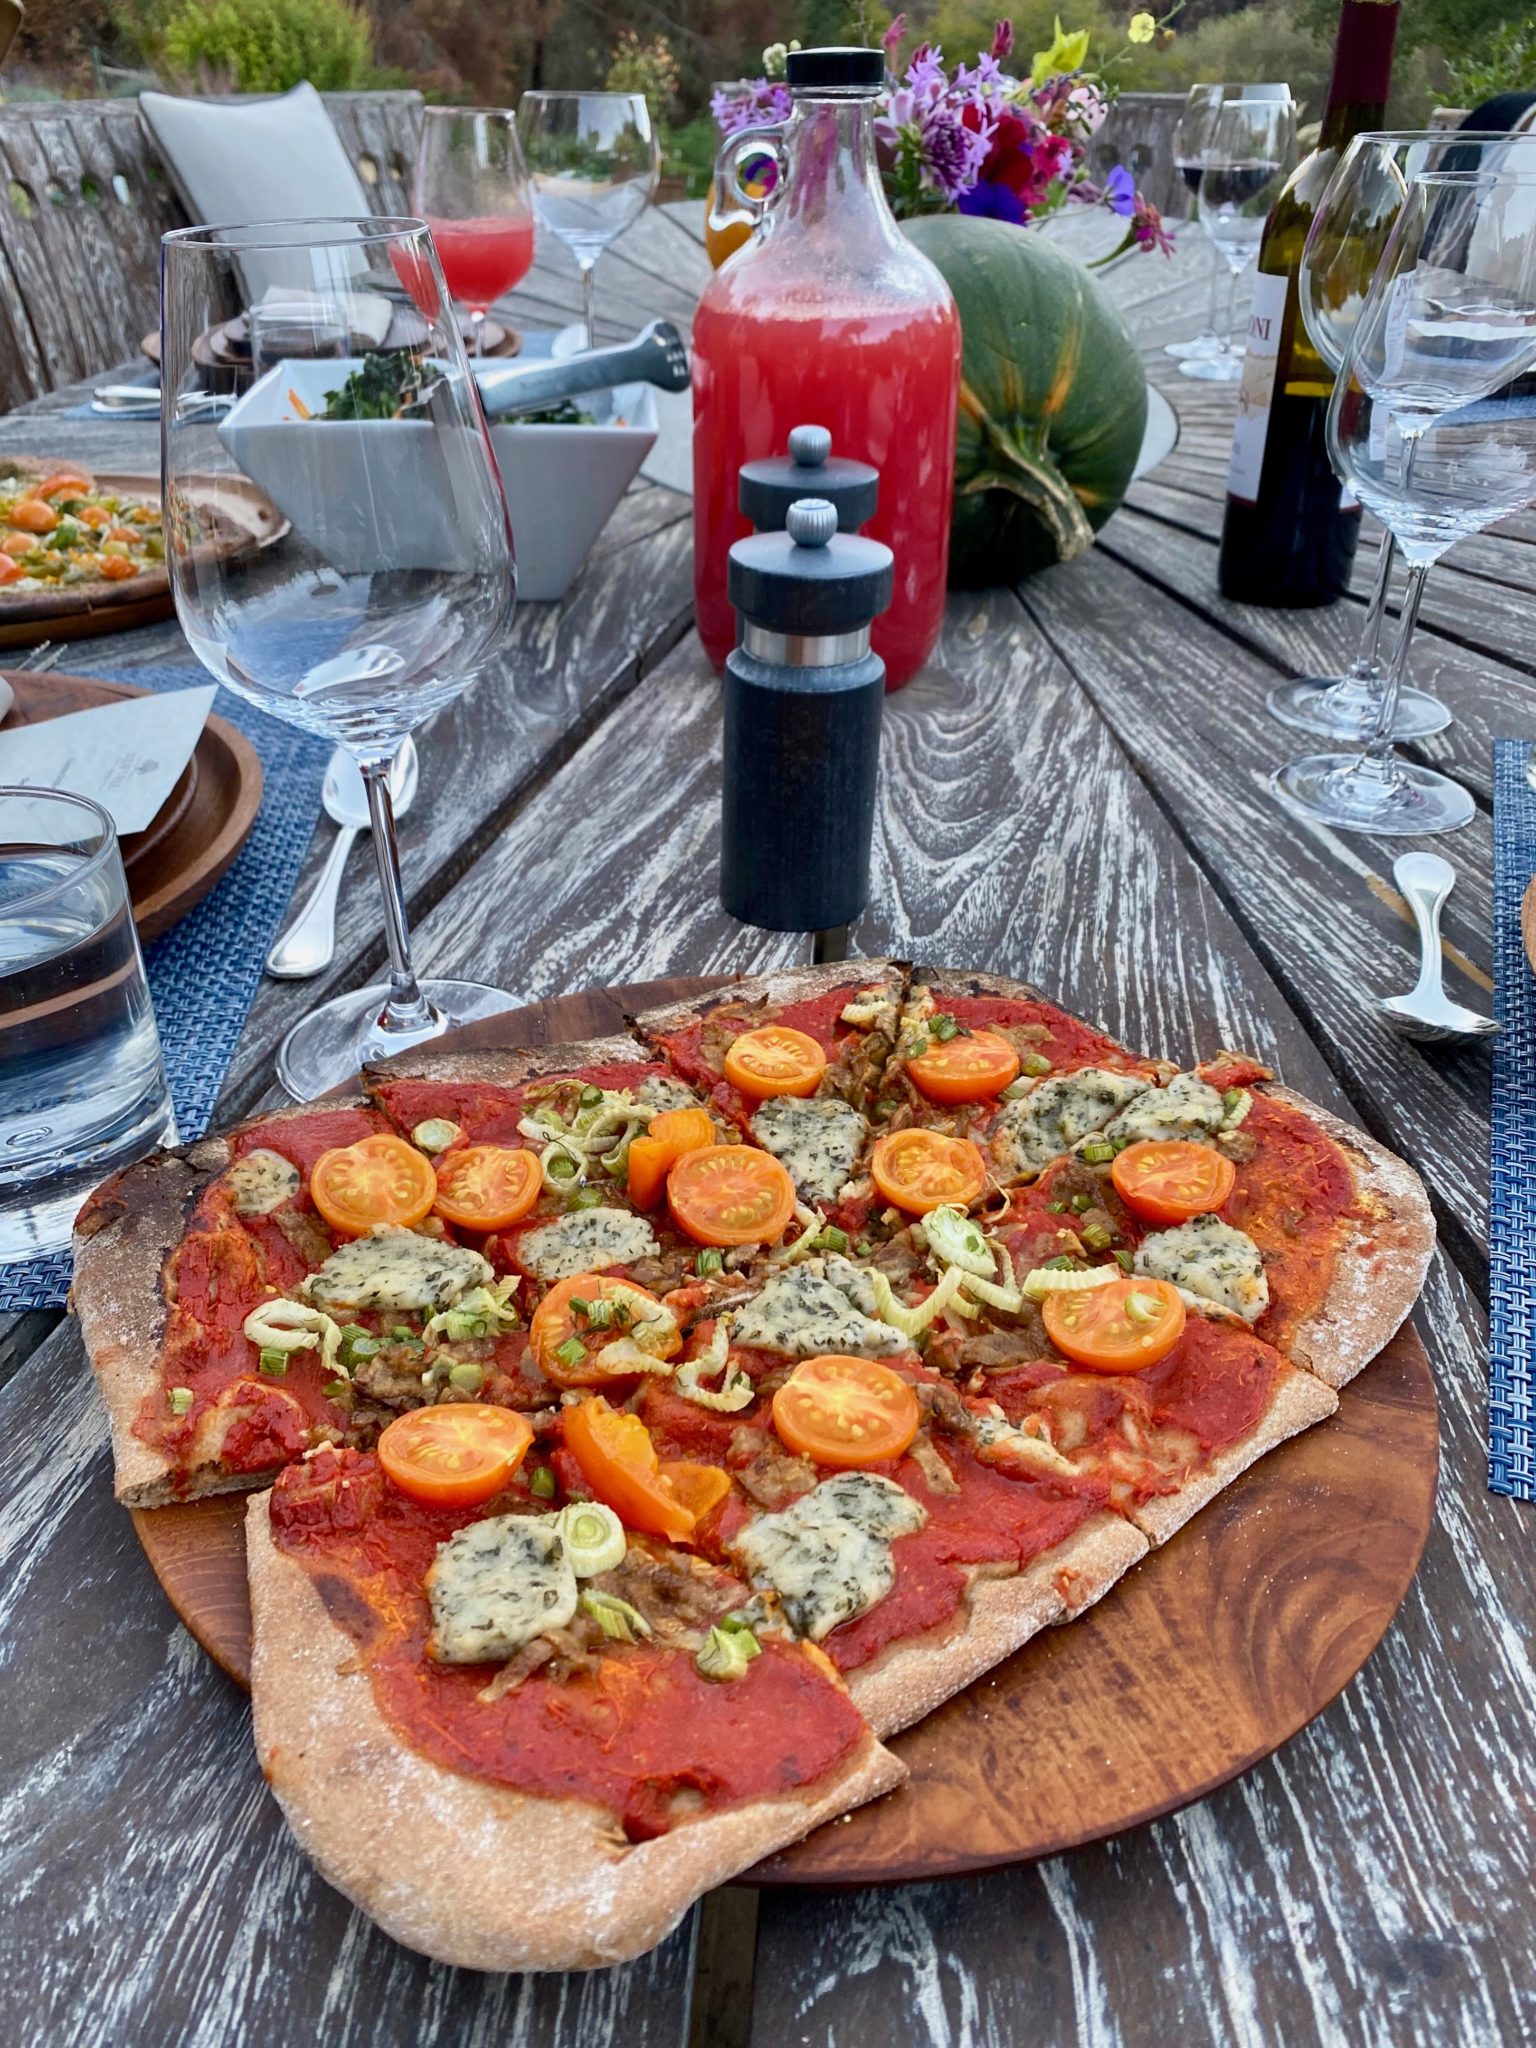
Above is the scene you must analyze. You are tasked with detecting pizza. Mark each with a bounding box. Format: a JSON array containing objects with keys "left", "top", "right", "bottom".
[
  {"left": 72, "top": 963, "right": 1434, "bottom": 1971},
  {"left": 0, "top": 459, "right": 164, "bottom": 599}
]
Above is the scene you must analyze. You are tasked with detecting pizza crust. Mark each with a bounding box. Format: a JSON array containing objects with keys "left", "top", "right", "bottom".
[
  {"left": 1264, "top": 1088, "right": 1435, "bottom": 1390},
  {"left": 847, "top": 1510, "right": 1149, "bottom": 1740},
  {"left": 1129, "top": 1366, "right": 1340, "bottom": 1546},
  {"left": 362, "top": 1033, "right": 664, "bottom": 1097},
  {"left": 245, "top": 1494, "right": 904, "bottom": 1972},
  {"left": 631, "top": 958, "right": 908, "bottom": 1046}
]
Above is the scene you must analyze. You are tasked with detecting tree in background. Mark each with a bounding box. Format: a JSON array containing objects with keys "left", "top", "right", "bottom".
[
  {"left": 605, "top": 29, "right": 682, "bottom": 120},
  {"left": 158, "top": 0, "right": 373, "bottom": 91}
]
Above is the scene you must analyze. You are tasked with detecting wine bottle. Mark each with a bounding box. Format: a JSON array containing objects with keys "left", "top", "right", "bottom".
[{"left": 1217, "top": 0, "right": 1400, "bottom": 607}]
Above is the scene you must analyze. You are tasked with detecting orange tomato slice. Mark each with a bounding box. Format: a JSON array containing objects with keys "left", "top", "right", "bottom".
[
  {"left": 1042, "top": 1275, "right": 1186, "bottom": 1374},
  {"left": 98, "top": 555, "right": 139, "bottom": 581},
  {"left": 659, "top": 1458, "right": 733, "bottom": 1524},
  {"left": 377, "top": 1403, "right": 533, "bottom": 1507},
  {"left": 310, "top": 1132, "right": 437, "bottom": 1235},
  {"left": 723, "top": 1025, "right": 827, "bottom": 1101},
  {"left": 0, "top": 556, "right": 23, "bottom": 587},
  {"left": 1110, "top": 1140, "right": 1236, "bottom": 1226},
  {"left": 432, "top": 1143, "right": 542, "bottom": 1230},
  {"left": 36, "top": 471, "right": 93, "bottom": 499},
  {"left": 8, "top": 500, "right": 57, "bottom": 534},
  {"left": 870, "top": 1128, "right": 987, "bottom": 1215},
  {"left": 626, "top": 1105, "right": 716, "bottom": 1210},
  {"left": 772, "top": 1354, "right": 921, "bottom": 1468},
  {"left": 529, "top": 1272, "right": 679, "bottom": 1387},
  {"left": 668, "top": 1144, "right": 797, "bottom": 1247},
  {"left": 563, "top": 1396, "right": 704, "bottom": 1542},
  {"left": 906, "top": 1028, "right": 1021, "bottom": 1105}
]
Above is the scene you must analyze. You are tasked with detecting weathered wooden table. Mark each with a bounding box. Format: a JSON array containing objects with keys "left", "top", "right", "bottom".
[{"left": 2, "top": 206, "right": 1530, "bottom": 2048}]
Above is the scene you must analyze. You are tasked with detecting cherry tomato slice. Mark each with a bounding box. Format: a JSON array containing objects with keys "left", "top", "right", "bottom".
[
  {"left": 906, "top": 1028, "right": 1021, "bottom": 1105},
  {"left": 772, "top": 1354, "right": 921, "bottom": 1468},
  {"left": 563, "top": 1396, "right": 703, "bottom": 1542},
  {"left": 377, "top": 1403, "right": 533, "bottom": 1507},
  {"left": 0, "top": 556, "right": 23, "bottom": 587},
  {"left": 659, "top": 1458, "right": 733, "bottom": 1525},
  {"left": 36, "top": 471, "right": 93, "bottom": 499},
  {"left": 668, "top": 1144, "right": 797, "bottom": 1247},
  {"left": 432, "top": 1143, "right": 542, "bottom": 1231},
  {"left": 1041, "top": 1276, "right": 1187, "bottom": 1374},
  {"left": 8, "top": 500, "right": 57, "bottom": 533},
  {"left": 723, "top": 1025, "right": 827, "bottom": 1101},
  {"left": 310, "top": 1132, "right": 437, "bottom": 1235},
  {"left": 98, "top": 555, "right": 139, "bottom": 580},
  {"left": 626, "top": 1106, "right": 716, "bottom": 1210},
  {"left": 529, "top": 1273, "right": 679, "bottom": 1387},
  {"left": 1110, "top": 1140, "right": 1236, "bottom": 1226},
  {"left": 870, "top": 1128, "right": 988, "bottom": 1215}
]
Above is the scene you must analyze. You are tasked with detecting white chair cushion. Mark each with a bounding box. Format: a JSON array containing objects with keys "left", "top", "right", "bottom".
[{"left": 139, "top": 84, "right": 371, "bottom": 229}]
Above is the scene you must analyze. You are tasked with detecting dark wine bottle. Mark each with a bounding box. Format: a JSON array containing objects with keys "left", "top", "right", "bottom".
[{"left": 1217, "top": 0, "right": 1400, "bottom": 607}]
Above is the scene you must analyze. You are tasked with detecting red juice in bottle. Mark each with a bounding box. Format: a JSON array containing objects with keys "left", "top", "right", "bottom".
[{"left": 692, "top": 48, "right": 960, "bottom": 690}]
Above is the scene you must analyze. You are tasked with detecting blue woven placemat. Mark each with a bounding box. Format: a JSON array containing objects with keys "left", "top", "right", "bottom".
[
  {"left": 1490, "top": 738, "right": 1536, "bottom": 1499},
  {"left": 1, "top": 661, "right": 328, "bottom": 1312}
]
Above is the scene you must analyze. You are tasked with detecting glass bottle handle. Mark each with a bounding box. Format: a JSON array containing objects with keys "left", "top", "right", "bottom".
[{"left": 715, "top": 123, "right": 789, "bottom": 224}]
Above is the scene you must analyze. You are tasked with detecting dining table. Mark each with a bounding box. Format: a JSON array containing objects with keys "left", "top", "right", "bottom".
[{"left": 0, "top": 199, "right": 1531, "bottom": 2048}]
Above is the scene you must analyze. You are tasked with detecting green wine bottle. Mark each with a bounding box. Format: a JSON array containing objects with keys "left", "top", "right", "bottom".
[{"left": 1217, "top": 0, "right": 1400, "bottom": 607}]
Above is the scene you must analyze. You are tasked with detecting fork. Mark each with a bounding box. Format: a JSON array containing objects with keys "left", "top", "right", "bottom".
[{"left": 14, "top": 640, "right": 63, "bottom": 673}]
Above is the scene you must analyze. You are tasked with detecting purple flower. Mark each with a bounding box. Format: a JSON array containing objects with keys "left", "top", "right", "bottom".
[
  {"left": 712, "top": 80, "right": 792, "bottom": 136},
  {"left": 1103, "top": 163, "right": 1136, "bottom": 217},
  {"left": 957, "top": 178, "right": 1029, "bottom": 223}
]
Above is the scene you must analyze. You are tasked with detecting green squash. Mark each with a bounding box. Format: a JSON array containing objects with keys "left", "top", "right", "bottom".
[{"left": 904, "top": 215, "right": 1149, "bottom": 586}]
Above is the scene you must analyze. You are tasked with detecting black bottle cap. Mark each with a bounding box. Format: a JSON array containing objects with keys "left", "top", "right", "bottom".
[
  {"left": 728, "top": 497, "right": 893, "bottom": 638},
  {"left": 786, "top": 46, "right": 886, "bottom": 93},
  {"left": 739, "top": 422, "right": 879, "bottom": 534}
]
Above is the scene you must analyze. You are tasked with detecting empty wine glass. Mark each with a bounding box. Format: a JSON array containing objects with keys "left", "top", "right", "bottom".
[
  {"left": 1166, "top": 82, "right": 1293, "bottom": 362},
  {"left": 1273, "top": 167, "right": 1536, "bottom": 834},
  {"left": 1271, "top": 128, "right": 1536, "bottom": 742},
  {"left": 413, "top": 107, "right": 537, "bottom": 358},
  {"left": 161, "top": 219, "right": 517, "bottom": 1096},
  {"left": 517, "top": 91, "right": 660, "bottom": 350},
  {"left": 1184, "top": 99, "right": 1297, "bottom": 382}
]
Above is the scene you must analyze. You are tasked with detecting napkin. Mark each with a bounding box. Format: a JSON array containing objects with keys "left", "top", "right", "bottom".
[{"left": 0, "top": 686, "right": 216, "bottom": 834}]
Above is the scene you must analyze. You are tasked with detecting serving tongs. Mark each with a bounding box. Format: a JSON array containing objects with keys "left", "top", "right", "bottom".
[{"left": 474, "top": 320, "right": 690, "bottom": 419}]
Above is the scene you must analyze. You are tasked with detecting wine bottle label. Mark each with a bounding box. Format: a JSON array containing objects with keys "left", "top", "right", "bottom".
[{"left": 1226, "top": 272, "right": 1290, "bottom": 504}]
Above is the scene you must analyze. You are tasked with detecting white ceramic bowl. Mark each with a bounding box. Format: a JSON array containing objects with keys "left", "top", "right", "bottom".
[{"left": 219, "top": 354, "right": 657, "bottom": 601}]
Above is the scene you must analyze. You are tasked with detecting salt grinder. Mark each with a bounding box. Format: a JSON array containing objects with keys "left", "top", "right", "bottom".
[
  {"left": 720, "top": 497, "right": 894, "bottom": 958},
  {"left": 739, "top": 424, "right": 879, "bottom": 535}
]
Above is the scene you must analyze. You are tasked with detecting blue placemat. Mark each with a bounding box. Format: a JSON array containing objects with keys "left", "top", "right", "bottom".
[
  {"left": 1490, "top": 738, "right": 1536, "bottom": 1499},
  {"left": 1, "top": 662, "right": 328, "bottom": 1312}
]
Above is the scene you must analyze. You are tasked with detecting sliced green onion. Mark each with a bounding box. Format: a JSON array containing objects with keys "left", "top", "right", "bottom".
[
  {"left": 340, "top": 1323, "right": 370, "bottom": 1346},
  {"left": 447, "top": 1360, "right": 486, "bottom": 1394},
  {"left": 257, "top": 1348, "right": 289, "bottom": 1377},
  {"left": 555, "top": 1501, "right": 627, "bottom": 1575},
  {"left": 932, "top": 1013, "right": 959, "bottom": 1042},
  {"left": 696, "top": 1621, "right": 761, "bottom": 1681},
  {"left": 322, "top": 1379, "right": 352, "bottom": 1401},
  {"left": 854, "top": 1237, "right": 873, "bottom": 1257},
  {"left": 1081, "top": 1222, "right": 1113, "bottom": 1253},
  {"left": 1125, "top": 1290, "right": 1164, "bottom": 1324},
  {"left": 1000, "top": 1077, "right": 1033, "bottom": 1101},
  {"left": 719, "top": 1610, "right": 760, "bottom": 1639},
  {"left": 1114, "top": 1247, "right": 1135, "bottom": 1273},
  {"left": 569, "top": 1186, "right": 604, "bottom": 1212},
  {"left": 695, "top": 1248, "right": 724, "bottom": 1277},
  {"left": 390, "top": 1326, "right": 415, "bottom": 1342},
  {"left": 875, "top": 1097, "right": 900, "bottom": 1119},
  {"left": 436, "top": 1309, "right": 486, "bottom": 1343},
  {"left": 814, "top": 1224, "right": 849, "bottom": 1254},
  {"left": 1043, "top": 1255, "right": 1079, "bottom": 1272},
  {"left": 555, "top": 1336, "right": 587, "bottom": 1369},
  {"left": 1080, "top": 1141, "right": 1116, "bottom": 1165},
  {"left": 584, "top": 1298, "right": 615, "bottom": 1330},
  {"left": 1046, "top": 1201, "right": 1067, "bottom": 1213},
  {"left": 579, "top": 1085, "right": 604, "bottom": 1111},
  {"left": 906, "top": 1036, "right": 930, "bottom": 1058},
  {"left": 1069, "top": 1193, "right": 1093, "bottom": 1214},
  {"left": 568, "top": 1295, "right": 591, "bottom": 1318},
  {"left": 347, "top": 1334, "right": 381, "bottom": 1360},
  {"left": 580, "top": 1589, "right": 651, "bottom": 1642},
  {"left": 529, "top": 1463, "right": 556, "bottom": 1500},
  {"left": 411, "top": 1117, "right": 461, "bottom": 1154},
  {"left": 1019, "top": 1052, "right": 1053, "bottom": 1078},
  {"left": 168, "top": 1385, "right": 194, "bottom": 1417}
]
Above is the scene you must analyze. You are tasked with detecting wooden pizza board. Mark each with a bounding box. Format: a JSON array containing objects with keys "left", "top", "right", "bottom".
[{"left": 129, "top": 976, "right": 1439, "bottom": 1887}]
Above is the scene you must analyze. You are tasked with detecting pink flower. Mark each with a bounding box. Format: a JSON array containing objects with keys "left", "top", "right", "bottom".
[
  {"left": 1065, "top": 82, "right": 1108, "bottom": 136},
  {"left": 990, "top": 18, "right": 1014, "bottom": 59},
  {"left": 1132, "top": 193, "right": 1175, "bottom": 255},
  {"left": 882, "top": 13, "right": 907, "bottom": 61}
]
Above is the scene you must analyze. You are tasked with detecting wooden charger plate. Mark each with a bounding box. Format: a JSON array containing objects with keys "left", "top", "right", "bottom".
[
  {"left": 130, "top": 977, "right": 1439, "bottom": 1888},
  {"left": 0, "top": 473, "right": 285, "bottom": 649},
  {"left": 2, "top": 668, "right": 262, "bottom": 941}
]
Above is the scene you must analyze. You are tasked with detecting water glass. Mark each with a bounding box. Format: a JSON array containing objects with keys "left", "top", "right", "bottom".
[{"left": 0, "top": 787, "right": 175, "bottom": 1264}]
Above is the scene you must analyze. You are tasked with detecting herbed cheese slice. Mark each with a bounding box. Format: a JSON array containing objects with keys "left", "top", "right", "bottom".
[
  {"left": 226, "top": 1148, "right": 301, "bottom": 1216},
  {"left": 426, "top": 1515, "right": 577, "bottom": 1664},
  {"left": 516, "top": 1207, "right": 661, "bottom": 1282},
  {"left": 1134, "top": 1213, "right": 1269, "bottom": 1323},
  {"left": 303, "top": 1227, "right": 493, "bottom": 1313},
  {"left": 991, "top": 1068, "right": 1150, "bottom": 1180},
  {"left": 730, "top": 1473, "right": 926, "bottom": 1641},
  {"left": 638, "top": 1074, "right": 701, "bottom": 1113},
  {"left": 749, "top": 1095, "right": 868, "bottom": 1204},
  {"left": 731, "top": 1262, "right": 906, "bottom": 1357},
  {"left": 1103, "top": 1072, "right": 1226, "bottom": 1148}
]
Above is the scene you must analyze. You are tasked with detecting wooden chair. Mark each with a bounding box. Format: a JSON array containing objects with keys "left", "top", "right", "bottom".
[
  {"left": 1091, "top": 92, "right": 1187, "bottom": 218},
  {"left": 0, "top": 1, "right": 22, "bottom": 71},
  {"left": 0, "top": 90, "right": 422, "bottom": 414}
]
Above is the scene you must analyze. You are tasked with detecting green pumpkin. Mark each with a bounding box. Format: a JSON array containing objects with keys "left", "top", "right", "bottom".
[{"left": 904, "top": 215, "right": 1149, "bottom": 586}]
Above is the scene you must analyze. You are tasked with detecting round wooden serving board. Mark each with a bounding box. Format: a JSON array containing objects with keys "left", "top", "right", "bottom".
[{"left": 130, "top": 977, "right": 1439, "bottom": 1887}]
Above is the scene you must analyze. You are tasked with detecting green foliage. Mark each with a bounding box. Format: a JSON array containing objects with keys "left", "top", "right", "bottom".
[
  {"left": 158, "top": 0, "right": 374, "bottom": 91},
  {"left": 662, "top": 113, "right": 720, "bottom": 199},
  {"left": 605, "top": 29, "right": 682, "bottom": 121},
  {"left": 1444, "top": 18, "right": 1536, "bottom": 104}
]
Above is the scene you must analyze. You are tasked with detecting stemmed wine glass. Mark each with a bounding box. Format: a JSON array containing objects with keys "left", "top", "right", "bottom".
[
  {"left": 412, "top": 107, "right": 538, "bottom": 358},
  {"left": 1273, "top": 167, "right": 1536, "bottom": 834},
  {"left": 1167, "top": 82, "right": 1293, "bottom": 364},
  {"left": 1183, "top": 99, "right": 1297, "bottom": 383},
  {"left": 517, "top": 91, "right": 660, "bottom": 351},
  {"left": 1270, "top": 129, "right": 1536, "bottom": 742},
  {"left": 161, "top": 219, "right": 517, "bottom": 1096}
]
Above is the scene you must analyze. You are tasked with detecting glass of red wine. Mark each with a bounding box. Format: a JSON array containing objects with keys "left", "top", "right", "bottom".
[{"left": 412, "top": 107, "right": 537, "bottom": 357}]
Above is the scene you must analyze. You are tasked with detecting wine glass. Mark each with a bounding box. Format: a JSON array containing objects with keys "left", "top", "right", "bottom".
[
  {"left": 1183, "top": 99, "right": 1296, "bottom": 383},
  {"left": 517, "top": 91, "right": 660, "bottom": 350},
  {"left": 161, "top": 219, "right": 518, "bottom": 1097},
  {"left": 412, "top": 107, "right": 537, "bottom": 358},
  {"left": 1167, "top": 82, "right": 1293, "bottom": 362},
  {"left": 1273, "top": 167, "right": 1536, "bottom": 834},
  {"left": 1270, "top": 128, "right": 1536, "bottom": 742}
]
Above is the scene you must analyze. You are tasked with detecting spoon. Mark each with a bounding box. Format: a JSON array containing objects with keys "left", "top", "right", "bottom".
[
  {"left": 1378, "top": 851, "right": 1498, "bottom": 1043},
  {"left": 265, "top": 738, "right": 419, "bottom": 979}
]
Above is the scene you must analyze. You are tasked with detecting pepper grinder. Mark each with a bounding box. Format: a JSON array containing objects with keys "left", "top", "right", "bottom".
[
  {"left": 720, "top": 497, "right": 893, "bottom": 962},
  {"left": 738, "top": 424, "right": 879, "bottom": 537}
]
